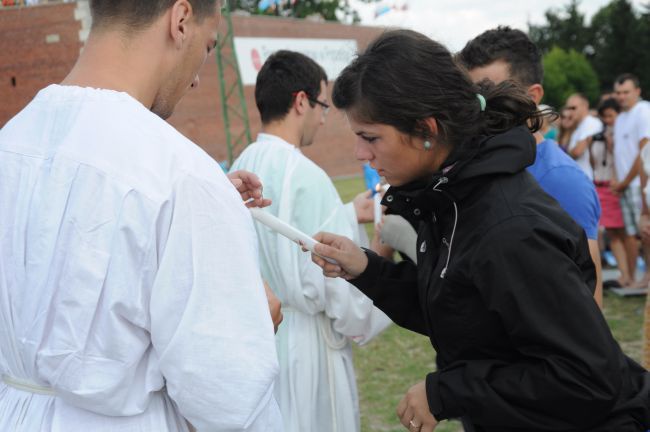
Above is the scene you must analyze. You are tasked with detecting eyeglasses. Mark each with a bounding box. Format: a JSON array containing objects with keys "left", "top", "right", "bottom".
[
  {"left": 309, "top": 97, "right": 330, "bottom": 115},
  {"left": 292, "top": 91, "right": 330, "bottom": 116}
]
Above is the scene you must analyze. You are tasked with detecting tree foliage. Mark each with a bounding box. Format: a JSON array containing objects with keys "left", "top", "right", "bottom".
[
  {"left": 543, "top": 47, "right": 600, "bottom": 108},
  {"left": 529, "top": 0, "right": 650, "bottom": 97},
  {"left": 529, "top": 0, "right": 591, "bottom": 54}
]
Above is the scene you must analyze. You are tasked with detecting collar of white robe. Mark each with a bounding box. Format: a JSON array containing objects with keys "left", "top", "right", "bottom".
[{"left": 2, "top": 375, "right": 55, "bottom": 396}]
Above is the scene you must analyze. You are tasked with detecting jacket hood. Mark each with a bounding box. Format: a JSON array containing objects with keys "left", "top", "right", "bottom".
[{"left": 449, "top": 125, "right": 536, "bottom": 183}]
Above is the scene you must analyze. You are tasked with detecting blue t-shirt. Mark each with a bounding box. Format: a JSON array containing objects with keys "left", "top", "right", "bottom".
[{"left": 527, "top": 139, "right": 601, "bottom": 240}]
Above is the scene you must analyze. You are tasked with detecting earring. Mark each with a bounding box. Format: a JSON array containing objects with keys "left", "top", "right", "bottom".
[{"left": 424, "top": 140, "right": 432, "bottom": 150}]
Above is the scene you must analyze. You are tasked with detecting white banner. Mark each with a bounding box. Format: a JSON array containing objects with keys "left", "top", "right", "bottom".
[{"left": 233, "top": 37, "right": 358, "bottom": 85}]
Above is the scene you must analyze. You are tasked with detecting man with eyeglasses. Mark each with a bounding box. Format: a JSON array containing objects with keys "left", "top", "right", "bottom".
[{"left": 231, "top": 50, "right": 390, "bottom": 432}]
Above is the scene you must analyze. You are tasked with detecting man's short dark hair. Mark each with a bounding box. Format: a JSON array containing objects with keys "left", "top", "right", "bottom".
[
  {"left": 90, "top": 0, "right": 219, "bottom": 29},
  {"left": 255, "top": 50, "right": 327, "bottom": 124},
  {"left": 598, "top": 97, "right": 620, "bottom": 115},
  {"left": 615, "top": 73, "right": 641, "bottom": 88},
  {"left": 457, "top": 26, "right": 543, "bottom": 87}
]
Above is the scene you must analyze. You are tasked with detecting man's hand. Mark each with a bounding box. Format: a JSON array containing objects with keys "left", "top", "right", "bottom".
[
  {"left": 370, "top": 219, "right": 396, "bottom": 260},
  {"left": 353, "top": 189, "right": 375, "bottom": 224},
  {"left": 397, "top": 381, "right": 439, "bottom": 432},
  {"left": 310, "top": 232, "right": 369, "bottom": 280},
  {"left": 610, "top": 180, "right": 626, "bottom": 195},
  {"left": 227, "top": 170, "right": 272, "bottom": 208},
  {"left": 263, "top": 281, "right": 283, "bottom": 333}
]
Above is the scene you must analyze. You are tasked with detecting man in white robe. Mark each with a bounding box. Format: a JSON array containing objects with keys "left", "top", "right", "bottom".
[
  {"left": 0, "top": 1, "right": 282, "bottom": 431},
  {"left": 231, "top": 50, "right": 391, "bottom": 432}
]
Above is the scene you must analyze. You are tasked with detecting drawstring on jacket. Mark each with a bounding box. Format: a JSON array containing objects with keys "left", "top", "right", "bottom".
[{"left": 432, "top": 177, "right": 458, "bottom": 279}]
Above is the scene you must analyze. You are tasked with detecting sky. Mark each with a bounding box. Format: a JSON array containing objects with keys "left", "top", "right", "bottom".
[{"left": 348, "top": 0, "right": 647, "bottom": 52}]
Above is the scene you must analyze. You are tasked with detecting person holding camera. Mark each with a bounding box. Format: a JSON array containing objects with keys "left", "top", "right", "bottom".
[{"left": 590, "top": 98, "right": 633, "bottom": 287}]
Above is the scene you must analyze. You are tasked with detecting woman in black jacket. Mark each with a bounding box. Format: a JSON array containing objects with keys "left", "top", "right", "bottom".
[{"left": 310, "top": 30, "right": 649, "bottom": 432}]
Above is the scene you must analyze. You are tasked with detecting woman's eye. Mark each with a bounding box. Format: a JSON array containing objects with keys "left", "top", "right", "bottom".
[{"left": 363, "top": 136, "right": 377, "bottom": 143}]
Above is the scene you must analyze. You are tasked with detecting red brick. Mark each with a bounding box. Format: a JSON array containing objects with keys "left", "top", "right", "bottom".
[{"left": 0, "top": 4, "right": 383, "bottom": 177}]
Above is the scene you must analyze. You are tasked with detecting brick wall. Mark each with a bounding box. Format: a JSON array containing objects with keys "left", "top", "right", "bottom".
[
  {"left": 0, "top": 3, "right": 81, "bottom": 122},
  {"left": 0, "top": 4, "right": 383, "bottom": 176}
]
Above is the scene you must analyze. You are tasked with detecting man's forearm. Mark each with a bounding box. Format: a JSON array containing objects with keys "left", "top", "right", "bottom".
[{"left": 569, "top": 138, "right": 590, "bottom": 159}]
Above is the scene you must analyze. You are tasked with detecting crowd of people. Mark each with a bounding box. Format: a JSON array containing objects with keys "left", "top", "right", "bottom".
[
  {"left": 549, "top": 78, "right": 650, "bottom": 291},
  {"left": 0, "top": 1, "right": 648, "bottom": 432}
]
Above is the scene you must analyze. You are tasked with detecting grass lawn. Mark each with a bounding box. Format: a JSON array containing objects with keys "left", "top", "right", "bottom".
[{"left": 333, "top": 176, "right": 646, "bottom": 432}]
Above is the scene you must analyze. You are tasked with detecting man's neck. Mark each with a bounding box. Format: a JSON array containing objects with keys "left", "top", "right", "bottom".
[
  {"left": 60, "top": 30, "right": 163, "bottom": 110},
  {"left": 261, "top": 122, "right": 301, "bottom": 147},
  {"left": 623, "top": 98, "right": 640, "bottom": 112}
]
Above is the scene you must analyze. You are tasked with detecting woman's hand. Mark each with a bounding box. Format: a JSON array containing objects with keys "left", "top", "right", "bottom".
[
  {"left": 397, "top": 381, "right": 439, "bottom": 432},
  {"left": 310, "top": 232, "right": 369, "bottom": 280},
  {"left": 227, "top": 170, "right": 272, "bottom": 208}
]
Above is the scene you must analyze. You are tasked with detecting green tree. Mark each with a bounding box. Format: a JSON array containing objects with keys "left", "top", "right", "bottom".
[
  {"left": 635, "top": 3, "right": 650, "bottom": 93},
  {"left": 529, "top": 0, "right": 591, "bottom": 54},
  {"left": 590, "top": 0, "right": 641, "bottom": 91},
  {"left": 542, "top": 46, "right": 600, "bottom": 108}
]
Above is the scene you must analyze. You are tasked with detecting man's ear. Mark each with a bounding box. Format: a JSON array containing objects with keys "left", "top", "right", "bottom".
[
  {"left": 169, "top": 0, "right": 193, "bottom": 49},
  {"left": 527, "top": 83, "right": 544, "bottom": 106},
  {"left": 293, "top": 90, "right": 309, "bottom": 116}
]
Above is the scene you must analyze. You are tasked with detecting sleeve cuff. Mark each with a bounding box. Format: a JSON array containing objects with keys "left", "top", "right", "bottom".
[
  {"left": 348, "top": 248, "right": 383, "bottom": 293},
  {"left": 425, "top": 371, "right": 463, "bottom": 421}
]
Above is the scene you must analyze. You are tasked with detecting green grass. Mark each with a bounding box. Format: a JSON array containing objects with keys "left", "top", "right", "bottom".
[{"left": 333, "top": 176, "right": 645, "bottom": 432}]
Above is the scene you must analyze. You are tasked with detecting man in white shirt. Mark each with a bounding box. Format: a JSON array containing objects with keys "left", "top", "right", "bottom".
[
  {"left": 611, "top": 73, "right": 650, "bottom": 287},
  {"left": 567, "top": 93, "right": 603, "bottom": 179},
  {"left": 231, "top": 50, "right": 391, "bottom": 432},
  {"left": 0, "top": 1, "right": 282, "bottom": 431}
]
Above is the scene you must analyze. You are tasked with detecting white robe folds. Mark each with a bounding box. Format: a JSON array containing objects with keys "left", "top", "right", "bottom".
[
  {"left": 0, "top": 85, "right": 281, "bottom": 432},
  {"left": 231, "top": 134, "right": 391, "bottom": 432}
]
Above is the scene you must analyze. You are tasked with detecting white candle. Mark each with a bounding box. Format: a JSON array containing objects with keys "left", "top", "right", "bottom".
[
  {"left": 373, "top": 183, "right": 382, "bottom": 227},
  {"left": 249, "top": 207, "right": 337, "bottom": 264}
]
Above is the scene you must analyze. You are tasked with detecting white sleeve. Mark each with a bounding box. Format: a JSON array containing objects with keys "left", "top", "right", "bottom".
[
  {"left": 310, "top": 200, "right": 391, "bottom": 345},
  {"left": 380, "top": 214, "right": 418, "bottom": 263},
  {"left": 636, "top": 104, "right": 650, "bottom": 142},
  {"left": 578, "top": 117, "right": 603, "bottom": 141},
  {"left": 150, "top": 174, "right": 280, "bottom": 431},
  {"left": 299, "top": 254, "right": 391, "bottom": 345}
]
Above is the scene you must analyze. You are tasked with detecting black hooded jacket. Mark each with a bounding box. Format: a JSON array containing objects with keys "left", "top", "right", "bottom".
[{"left": 351, "top": 126, "right": 650, "bottom": 431}]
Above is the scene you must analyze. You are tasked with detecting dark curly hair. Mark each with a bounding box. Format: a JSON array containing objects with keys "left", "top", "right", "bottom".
[
  {"left": 456, "top": 26, "right": 543, "bottom": 87},
  {"left": 332, "top": 30, "right": 543, "bottom": 160}
]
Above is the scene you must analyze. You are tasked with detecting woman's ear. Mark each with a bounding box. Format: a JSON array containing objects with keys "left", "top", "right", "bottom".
[{"left": 422, "top": 117, "right": 439, "bottom": 138}]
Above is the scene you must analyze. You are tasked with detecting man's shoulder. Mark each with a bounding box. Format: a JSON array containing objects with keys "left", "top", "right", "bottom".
[
  {"left": 4, "top": 86, "right": 224, "bottom": 200},
  {"left": 584, "top": 115, "right": 602, "bottom": 129},
  {"left": 531, "top": 141, "right": 594, "bottom": 193}
]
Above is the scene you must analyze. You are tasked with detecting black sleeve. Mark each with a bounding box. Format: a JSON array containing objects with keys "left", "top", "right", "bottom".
[
  {"left": 425, "top": 216, "right": 623, "bottom": 430},
  {"left": 350, "top": 249, "right": 428, "bottom": 335}
]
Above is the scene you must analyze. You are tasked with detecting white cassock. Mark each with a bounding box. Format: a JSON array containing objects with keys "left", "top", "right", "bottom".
[
  {"left": 0, "top": 85, "right": 282, "bottom": 432},
  {"left": 231, "top": 134, "right": 391, "bottom": 432}
]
